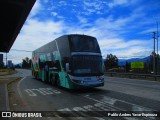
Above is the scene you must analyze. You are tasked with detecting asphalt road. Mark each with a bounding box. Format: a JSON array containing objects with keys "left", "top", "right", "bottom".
[{"left": 7, "top": 69, "right": 160, "bottom": 120}]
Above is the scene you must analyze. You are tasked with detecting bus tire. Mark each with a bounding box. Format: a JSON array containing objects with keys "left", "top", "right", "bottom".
[
  {"left": 34, "top": 72, "right": 38, "bottom": 80},
  {"left": 56, "top": 76, "right": 60, "bottom": 86},
  {"left": 51, "top": 75, "right": 56, "bottom": 86},
  {"left": 35, "top": 74, "right": 38, "bottom": 80}
]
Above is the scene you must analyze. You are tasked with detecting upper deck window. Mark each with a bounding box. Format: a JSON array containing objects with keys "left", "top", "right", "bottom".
[{"left": 69, "top": 35, "right": 100, "bottom": 53}]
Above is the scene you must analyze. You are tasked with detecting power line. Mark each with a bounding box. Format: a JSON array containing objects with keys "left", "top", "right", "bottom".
[{"left": 11, "top": 49, "right": 32, "bottom": 52}]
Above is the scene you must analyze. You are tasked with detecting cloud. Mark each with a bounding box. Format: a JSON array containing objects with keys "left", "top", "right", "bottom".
[
  {"left": 10, "top": 18, "right": 66, "bottom": 63},
  {"left": 51, "top": 12, "right": 58, "bottom": 16},
  {"left": 29, "top": 0, "right": 42, "bottom": 18},
  {"left": 108, "top": 0, "right": 129, "bottom": 8},
  {"left": 15, "top": 19, "right": 65, "bottom": 50},
  {"left": 59, "top": 1, "right": 67, "bottom": 6},
  {"left": 12, "top": 13, "right": 153, "bottom": 63},
  {"left": 7, "top": 0, "right": 158, "bottom": 64},
  {"left": 99, "top": 38, "right": 152, "bottom": 51},
  {"left": 98, "top": 37, "right": 153, "bottom": 57},
  {"left": 139, "top": 28, "right": 157, "bottom": 34},
  {"left": 108, "top": 0, "right": 138, "bottom": 8},
  {"left": 82, "top": 0, "right": 107, "bottom": 15}
]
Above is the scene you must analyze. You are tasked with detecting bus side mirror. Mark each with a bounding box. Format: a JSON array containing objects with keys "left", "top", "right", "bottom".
[{"left": 66, "top": 63, "right": 70, "bottom": 72}]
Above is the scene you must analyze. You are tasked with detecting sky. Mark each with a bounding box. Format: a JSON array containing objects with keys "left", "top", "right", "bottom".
[{"left": 1, "top": 0, "right": 160, "bottom": 64}]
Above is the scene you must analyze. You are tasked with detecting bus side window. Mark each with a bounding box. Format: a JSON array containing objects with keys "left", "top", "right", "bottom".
[
  {"left": 55, "top": 60, "right": 61, "bottom": 71},
  {"left": 50, "top": 61, "right": 54, "bottom": 68},
  {"left": 62, "top": 57, "right": 70, "bottom": 70},
  {"left": 38, "top": 59, "right": 44, "bottom": 69}
]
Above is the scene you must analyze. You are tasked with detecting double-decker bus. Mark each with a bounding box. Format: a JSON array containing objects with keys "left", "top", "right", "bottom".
[{"left": 32, "top": 34, "right": 104, "bottom": 89}]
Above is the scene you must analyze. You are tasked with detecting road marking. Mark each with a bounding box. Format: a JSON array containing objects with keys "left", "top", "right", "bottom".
[
  {"left": 84, "top": 95, "right": 155, "bottom": 120},
  {"left": 94, "top": 103, "right": 110, "bottom": 111},
  {"left": 99, "top": 94, "right": 156, "bottom": 111},
  {"left": 83, "top": 105, "right": 93, "bottom": 111},
  {"left": 57, "top": 104, "right": 151, "bottom": 120},
  {"left": 46, "top": 88, "right": 61, "bottom": 94},
  {"left": 84, "top": 95, "right": 122, "bottom": 111},
  {"left": 24, "top": 88, "right": 61, "bottom": 96},
  {"left": 73, "top": 107, "right": 89, "bottom": 117},
  {"left": 39, "top": 88, "right": 53, "bottom": 94},
  {"left": 58, "top": 108, "right": 71, "bottom": 111},
  {"left": 132, "top": 105, "right": 151, "bottom": 111},
  {"left": 57, "top": 104, "right": 113, "bottom": 118},
  {"left": 100, "top": 96, "right": 117, "bottom": 106},
  {"left": 17, "top": 77, "right": 31, "bottom": 110},
  {"left": 32, "top": 89, "right": 47, "bottom": 95},
  {"left": 25, "top": 89, "right": 37, "bottom": 96},
  {"left": 73, "top": 107, "right": 87, "bottom": 112}
]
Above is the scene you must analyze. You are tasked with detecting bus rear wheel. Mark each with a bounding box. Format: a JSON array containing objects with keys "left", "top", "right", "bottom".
[
  {"left": 56, "top": 77, "right": 60, "bottom": 86},
  {"left": 51, "top": 75, "right": 56, "bottom": 86}
]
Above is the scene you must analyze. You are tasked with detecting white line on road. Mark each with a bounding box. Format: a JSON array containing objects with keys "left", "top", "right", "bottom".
[
  {"left": 17, "top": 77, "right": 31, "bottom": 110},
  {"left": 46, "top": 88, "right": 61, "bottom": 94},
  {"left": 25, "top": 89, "right": 37, "bottom": 96},
  {"left": 39, "top": 88, "right": 53, "bottom": 94},
  {"left": 24, "top": 88, "right": 61, "bottom": 96},
  {"left": 99, "top": 94, "right": 156, "bottom": 111},
  {"left": 84, "top": 95, "right": 123, "bottom": 111},
  {"left": 100, "top": 96, "right": 117, "bottom": 105},
  {"left": 32, "top": 89, "right": 47, "bottom": 95}
]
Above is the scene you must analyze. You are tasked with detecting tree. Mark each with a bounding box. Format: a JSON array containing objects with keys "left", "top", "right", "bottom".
[
  {"left": 29, "top": 59, "right": 32, "bottom": 67},
  {"left": 15, "top": 64, "right": 21, "bottom": 68},
  {"left": 104, "top": 54, "right": 118, "bottom": 70},
  {"left": 0, "top": 62, "right": 4, "bottom": 68},
  {"left": 149, "top": 52, "right": 160, "bottom": 73},
  {"left": 125, "top": 61, "right": 130, "bottom": 72},
  {"left": 22, "top": 57, "right": 31, "bottom": 68}
]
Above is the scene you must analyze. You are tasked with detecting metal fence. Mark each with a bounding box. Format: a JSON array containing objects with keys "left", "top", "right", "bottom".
[{"left": 105, "top": 72, "right": 160, "bottom": 81}]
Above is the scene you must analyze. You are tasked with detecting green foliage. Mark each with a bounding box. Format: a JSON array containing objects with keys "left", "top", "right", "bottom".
[
  {"left": 22, "top": 57, "right": 31, "bottom": 68},
  {"left": 0, "top": 62, "right": 4, "bottom": 68},
  {"left": 15, "top": 64, "right": 21, "bottom": 68},
  {"left": 149, "top": 52, "right": 159, "bottom": 72},
  {"left": 125, "top": 61, "right": 130, "bottom": 72},
  {"left": 104, "top": 54, "right": 118, "bottom": 70}
]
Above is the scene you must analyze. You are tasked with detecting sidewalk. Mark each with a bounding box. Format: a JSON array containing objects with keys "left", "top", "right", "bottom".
[
  {"left": 0, "top": 72, "right": 20, "bottom": 111},
  {"left": 0, "top": 79, "right": 10, "bottom": 111}
]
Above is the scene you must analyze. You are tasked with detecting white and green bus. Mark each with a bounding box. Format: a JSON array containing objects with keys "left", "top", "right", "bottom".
[{"left": 32, "top": 34, "right": 104, "bottom": 89}]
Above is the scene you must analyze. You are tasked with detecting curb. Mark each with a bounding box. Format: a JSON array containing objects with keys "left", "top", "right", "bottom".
[
  {"left": 5, "top": 84, "right": 10, "bottom": 111},
  {"left": 0, "top": 70, "right": 18, "bottom": 76},
  {"left": 6, "top": 77, "right": 22, "bottom": 111}
]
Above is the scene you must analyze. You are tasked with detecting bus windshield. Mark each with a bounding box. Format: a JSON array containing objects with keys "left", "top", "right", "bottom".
[
  {"left": 69, "top": 35, "right": 100, "bottom": 52},
  {"left": 72, "top": 55, "right": 103, "bottom": 76}
]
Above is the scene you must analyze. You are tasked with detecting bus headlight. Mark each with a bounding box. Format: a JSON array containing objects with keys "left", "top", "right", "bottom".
[{"left": 72, "top": 79, "right": 81, "bottom": 84}]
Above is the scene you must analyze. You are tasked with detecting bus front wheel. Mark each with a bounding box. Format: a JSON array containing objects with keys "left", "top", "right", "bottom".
[{"left": 34, "top": 72, "right": 38, "bottom": 80}]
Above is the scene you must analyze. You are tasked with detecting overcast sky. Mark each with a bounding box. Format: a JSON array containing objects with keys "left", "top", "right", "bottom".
[{"left": 1, "top": 0, "right": 160, "bottom": 64}]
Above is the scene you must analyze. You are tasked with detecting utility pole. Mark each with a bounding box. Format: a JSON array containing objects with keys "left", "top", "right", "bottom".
[
  {"left": 156, "top": 22, "right": 159, "bottom": 74},
  {"left": 157, "top": 22, "right": 159, "bottom": 54},
  {"left": 153, "top": 32, "right": 156, "bottom": 74},
  {"left": 6, "top": 53, "right": 7, "bottom": 68}
]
